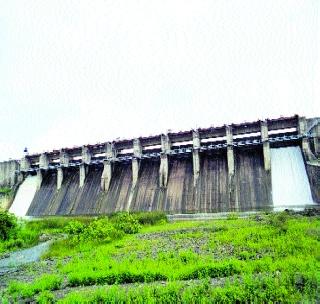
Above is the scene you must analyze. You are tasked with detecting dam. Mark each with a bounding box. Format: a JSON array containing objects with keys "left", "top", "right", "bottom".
[{"left": 2, "top": 115, "right": 320, "bottom": 216}]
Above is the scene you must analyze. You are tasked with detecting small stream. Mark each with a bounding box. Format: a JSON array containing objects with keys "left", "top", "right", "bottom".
[{"left": 0, "top": 240, "right": 52, "bottom": 274}]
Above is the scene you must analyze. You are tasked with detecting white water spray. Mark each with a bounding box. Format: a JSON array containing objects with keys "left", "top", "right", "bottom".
[
  {"left": 9, "top": 175, "right": 37, "bottom": 217},
  {"left": 270, "top": 146, "right": 314, "bottom": 210}
]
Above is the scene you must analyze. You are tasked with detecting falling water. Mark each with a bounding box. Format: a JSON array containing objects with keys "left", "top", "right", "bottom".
[
  {"left": 9, "top": 175, "right": 38, "bottom": 217},
  {"left": 270, "top": 146, "right": 314, "bottom": 210}
]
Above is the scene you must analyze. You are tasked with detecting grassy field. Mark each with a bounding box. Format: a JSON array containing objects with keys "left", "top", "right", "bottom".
[{"left": 0, "top": 211, "right": 319, "bottom": 303}]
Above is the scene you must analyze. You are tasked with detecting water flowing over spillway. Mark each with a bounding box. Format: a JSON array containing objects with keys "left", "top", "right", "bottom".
[
  {"left": 270, "top": 147, "right": 314, "bottom": 210},
  {"left": 9, "top": 175, "right": 37, "bottom": 216}
]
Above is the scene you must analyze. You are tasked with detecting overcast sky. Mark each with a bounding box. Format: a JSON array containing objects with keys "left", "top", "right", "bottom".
[{"left": 0, "top": 1, "right": 319, "bottom": 161}]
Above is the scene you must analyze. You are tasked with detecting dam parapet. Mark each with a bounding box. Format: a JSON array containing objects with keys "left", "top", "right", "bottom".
[{"left": 2, "top": 115, "right": 320, "bottom": 216}]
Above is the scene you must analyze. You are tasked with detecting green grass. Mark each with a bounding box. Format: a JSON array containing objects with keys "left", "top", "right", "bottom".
[{"left": 2, "top": 211, "right": 320, "bottom": 302}]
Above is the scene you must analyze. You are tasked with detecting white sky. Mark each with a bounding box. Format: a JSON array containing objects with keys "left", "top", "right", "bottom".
[{"left": 0, "top": 0, "right": 319, "bottom": 161}]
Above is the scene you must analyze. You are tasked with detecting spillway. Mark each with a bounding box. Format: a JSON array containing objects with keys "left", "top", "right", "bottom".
[
  {"left": 270, "top": 147, "right": 314, "bottom": 210},
  {"left": 9, "top": 175, "right": 37, "bottom": 217}
]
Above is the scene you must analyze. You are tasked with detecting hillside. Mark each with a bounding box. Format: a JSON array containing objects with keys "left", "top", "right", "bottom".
[{"left": 0, "top": 211, "right": 319, "bottom": 303}]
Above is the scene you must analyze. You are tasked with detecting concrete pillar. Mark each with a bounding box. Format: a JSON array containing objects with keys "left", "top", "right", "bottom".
[
  {"left": 82, "top": 146, "right": 91, "bottom": 165},
  {"left": 79, "top": 164, "right": 87, "bottom": 187},
  {"left": 298, "top": 116, "right": 313, "bottom": 161},
  {"left": 127, "top": 139, "right": 142, "bottom": 210},
  {"left": 159, "top": 134, "right": 171, "bottom": 187},
  {"left": 36, "top": 170, "right": 43, "bottom": 190},
  {"left": 226, "top": 125, "right": 238, "bottom": 211},
  {"left": 133, "top": 139, "right": 142, "bottom": 158},
  {"left": 261, "top": 121, "right": 271, "bottom": 171},
  {"left": 60, "top": 150, "right": 70, "bottom": 167},
  {"left": 132, "top": 158, "right": 139, "bottom": 186},
  {"left": 161, "top": 134, "right": 171, "bottom": 154},
  {"left": 57, "top": 167, "right": 63, "bottom": 190},
  {"left": 100, "top": 143, "right": 117, "bottom": 191},
  {"left": 192, "top": 130, "right": 201, "bottom": 186},
  {"left": 226, "top": 126, "right": 235, "bottom": 175},
  {"left": 39, "top": 153, "right": 49, "bottom": 170},
  {"left": 20, "top": 156, "right": 31, "bottom": 172},
  {"left": 132, "top": 139, "right": 142, "bottom": 184},
  {"left": 313, "top": 124, "right": 320, "bottom": 156},
  {"left": 106, "top": 142, "right": 117, "bottom": 159},
  {"left": 101, "top": 160, "right": 112, "bottom": 191}
]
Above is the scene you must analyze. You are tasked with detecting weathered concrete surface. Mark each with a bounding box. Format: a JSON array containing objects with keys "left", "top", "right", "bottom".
[
  {"left": 306, "top": 163, "right": 320, "bottom": 204},
  {"left": 25, "top": 146, "right": 310, "bottom": 216},
  {"left": 0, "top": 160, "right": 19, "bottom": 188},
  {"left": 235, "top": 148, "right": 272, "bottom": 211}
]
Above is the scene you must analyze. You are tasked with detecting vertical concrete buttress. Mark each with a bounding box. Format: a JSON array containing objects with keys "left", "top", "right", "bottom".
[
  {"left": 57, "top": 150, "right": 70, "bottom": 190},
  {"left": 226, "top": 126, "right": 238, "bottom": 211},
  {"left": 60, "top": 150, "right": 70, "bottom": 167},
  {"left": 159, "top": 134, "right": 171, "bottom": 187},
  {"left": 79, "top": 146, "right": 91, "bottom": 187},
  {"left": 261, "top": 121, "right": 271, "bottom": 171},
  {"left": 127, "top": 139, "right": 142, "bottom": 210},
  {"left": 57, "top": 168, "right": 63, "bottom": 190},
  {"left": 36, "top": 170, "right": 43, "bottom": 190},
  {"left": 313, "top": 124, "right": 320, "bottom": 156},
  {"left": 192, "top": 130, "right": 201, "bottom": 186},
  {"left": 298, "top": 117, "right": 314, "bottom": 161},
  {"left": 20, "top": 156, "right": 31, "bottom": 172},
  {"left": 79, "top": 164, "right": 87, "bottom": 187},
  {"left": 101, "top": 142, "right": 117, "bottom": 191},
  {"left": 39, "top": 153, "right": 49, "bottom": 170},
  {"left": 132, "top": 139, "right": 142, "bottom": 185}
]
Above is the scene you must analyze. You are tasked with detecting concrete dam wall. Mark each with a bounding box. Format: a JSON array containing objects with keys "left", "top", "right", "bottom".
[{"left": 3, "top": 115, "right": 320, "bottom": 216}]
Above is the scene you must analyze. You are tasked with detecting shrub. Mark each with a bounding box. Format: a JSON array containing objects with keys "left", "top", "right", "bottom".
[
  {"left": 113, "top": 213, "right": 141, "bottom": 234},
  {"left": 132, "top": 211, "right": 168, "bottom": 225},
  {"left": 64, "top": 220, "right": 85, "bottom": 236},
  {"left": 0, "top": 210, "right": 17, "bottom": 241},
  {"left": 0, "top": 187, "right": 11, "bottom": 195},
  {"left": 227, "top": 212, "right": 238, "bottom": 220},
  {"left": 268, "top": 212, "right": 289, "bottom": 233}
]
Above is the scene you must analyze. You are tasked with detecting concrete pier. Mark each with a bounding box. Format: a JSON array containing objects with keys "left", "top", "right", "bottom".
[
  {"left": 192, "top": 130, "right": 201, "bottom": 186},
  {"left": 298, "top": 117, "right": 314, "bottom": 161},
  {"left": 82, "top": 146, "right": 91, "bottom": 165},
  {"left": 314, "top": 124, "right": 320, "bottom": 156},
  {"left": 132, "top": 139, "right": 142, "bottom": 185},
  {"left": 39, "top": 153, "right": 49, "bottom": 170},
  {"left": 79, "top": 164, "right": 86, "bottom": 187},
  {"left": 101, "top": 143, "right": 117, "bottom": 191},
  {"left": 101, "top": 160, "right": 112, "bottom": 191},
  {"left": 60, "top": 150, "right": 70, "bottom": 167},
  {"left": 79, "top": 146, "right": 92, "bottom": 187},
  {"left": 159, "top": 134, "right": 171, "bottom": 187},
  {"left": 127, "top": 139, "right": 142, "bottom": 210},
  {"left": 36, "top": 170, "right": 43, "bottom": 190},
  {"left": 226, "top": 126, "right": 238, "bottom": 211},
  {"left": 106, "top": 142, "right": 117, "bottom": 159},
  {"left": 57, "top": 168, "right": 63, "bottom": 190},
  {"left": 261, "top": 121, "right": 271, "bottom": 171},
  {"left": 20, "top": 157, "right": 31, "bottom": 172}
]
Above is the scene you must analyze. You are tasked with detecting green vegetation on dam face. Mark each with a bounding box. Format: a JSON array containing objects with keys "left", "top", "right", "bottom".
[{"left": 0, "top": 211, "right": 319, "bottom": 303}]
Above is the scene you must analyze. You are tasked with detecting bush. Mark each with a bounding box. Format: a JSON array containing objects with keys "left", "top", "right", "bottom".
[
  {"left": 112, "top": 213, "right": 141, "bottom": 234},
  {"left": 64, "top": 218, "right": 124, "bottom": 243},
  {"left": 0, "top": 210, "right": 17, "bottom": 241},
  {"left": 132, "top": 211, "right": 168, "bottom": 225},
  {"left": 0, "top": 187, "right": 11, "bottom": 195},
  {"left": 268, "top": 212, "right": 289, "bottom": 233}
]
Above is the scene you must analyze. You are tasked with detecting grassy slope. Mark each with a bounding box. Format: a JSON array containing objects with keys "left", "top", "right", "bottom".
[{"left": 2, "top": 213, "right": 320, "bottom": 303}]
